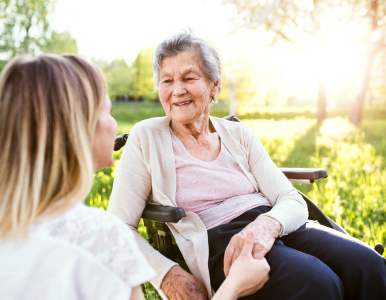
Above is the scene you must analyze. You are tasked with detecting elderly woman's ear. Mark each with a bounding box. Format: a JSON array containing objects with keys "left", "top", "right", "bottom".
[{"left": 210, "top": 80, "right": 220, "bottom": 101}]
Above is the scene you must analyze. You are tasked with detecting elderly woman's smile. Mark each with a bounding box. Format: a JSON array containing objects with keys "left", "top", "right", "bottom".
[
  {"left": 158, "top": 51, "right": 218, "bottom": 125},
  {"left": 173, "top": 100, "right": 193, "bottom": 106}
]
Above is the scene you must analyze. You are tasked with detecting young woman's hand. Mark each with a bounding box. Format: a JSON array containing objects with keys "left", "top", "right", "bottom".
[
  {"left": 224, "top": 215, "right": 280, "bottom": 277},
  {"left": 214, "top": 231, "right": 270, "bottom": 299}
]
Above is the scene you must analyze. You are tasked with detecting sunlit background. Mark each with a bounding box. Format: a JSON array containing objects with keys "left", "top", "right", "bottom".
[
  {"left": 45, "top": 0, "right": 386, "bottom": 112},
  {"left": 3, "top": 0, "right": 386, "bottom": 113},
  {"left": 1, "top": 0, "right": 386, "bottom": 285}
]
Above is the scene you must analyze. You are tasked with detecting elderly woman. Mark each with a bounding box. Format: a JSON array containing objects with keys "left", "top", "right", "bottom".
[{"left": 108, "top": 31, "right": 386, "bottom": 300}]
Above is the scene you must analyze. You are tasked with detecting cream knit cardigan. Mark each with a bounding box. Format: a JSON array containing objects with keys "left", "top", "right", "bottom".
[{"left": 107, "top": 116, "right": 308, "bottom": 299}]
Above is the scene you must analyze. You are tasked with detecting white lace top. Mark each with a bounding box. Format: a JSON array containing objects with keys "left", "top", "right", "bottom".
[{"left": 0, "top": 203, "right": 156, "bottom": 300}]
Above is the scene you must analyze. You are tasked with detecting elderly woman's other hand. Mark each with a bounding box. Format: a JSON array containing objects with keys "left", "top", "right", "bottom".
[
  {"left": 161, "top": 265, "right": 208, "bottom": 300},
  {"left": 223, "top": 215, "right": 281, "bottom": 277},
  {"left": 214, "top": 231, "right": 270, "bottom": 300}
]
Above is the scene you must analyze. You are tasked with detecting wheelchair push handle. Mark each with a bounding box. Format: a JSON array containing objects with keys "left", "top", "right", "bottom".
[{"left": 114, "top": 133, "right": 129, "bottom": 151}]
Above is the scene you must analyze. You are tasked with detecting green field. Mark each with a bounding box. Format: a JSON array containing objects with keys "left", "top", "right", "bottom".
[{"left": 86, "top": 103, "right": 386, "bottom": 252}]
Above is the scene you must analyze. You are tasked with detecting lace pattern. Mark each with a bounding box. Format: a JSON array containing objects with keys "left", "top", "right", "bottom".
[{"left": 31, "top": 203, "right": 156, "bottom": 287}]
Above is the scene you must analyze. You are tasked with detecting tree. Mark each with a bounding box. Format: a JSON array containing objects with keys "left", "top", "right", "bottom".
[
  {"left": 0, "top": 0, "right": 78, "bottom": 71},
  {"left": 0, "top": 0, "right": 54, "bottom": 56},
  {"left": 129, "top": 47, "right": 157, "bottom": 101},
  {"left": 225, "top": 0, "right": 386, "bottom": 124},
  {"left": 218, "top": 34, "right": 259, "bottom": 116},
  {"left": 223, "top": 0, "right": 360, "bottom": 122},
  {"left": 41, "top": 31, "right": 78, "bottom": 54},
  {"left": 221, "top": 56, "right": 259, "bottom": 116},
  {"left": 350, "top": 0, "right": 385, "bottom": 124},
  {"left": 104, "top": 59, "right": 132, "bottom": 100}
]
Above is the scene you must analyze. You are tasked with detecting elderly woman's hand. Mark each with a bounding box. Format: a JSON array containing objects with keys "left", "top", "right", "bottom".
[
  {"left": 161, "top": 265, "right": 208, "bottom": 300},
  {"left": 214, "top": 231, "right": 270, "bottom": 300},
  {"left": 223, "top": 215, "right": 281, "bottom": 277}
]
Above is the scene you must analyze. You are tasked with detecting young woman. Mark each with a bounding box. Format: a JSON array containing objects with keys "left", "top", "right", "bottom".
[{"left": 0, "top": 54, "right": 269, "bottom": 300}]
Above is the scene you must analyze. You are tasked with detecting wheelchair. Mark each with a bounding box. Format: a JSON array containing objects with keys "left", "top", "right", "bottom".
[{"left": 114, "top": 115, "right": 385, "bottom": 299}]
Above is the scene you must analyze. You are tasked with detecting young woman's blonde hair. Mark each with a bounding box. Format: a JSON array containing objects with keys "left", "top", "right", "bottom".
[{"left": 0, "top": 54, "right": 106, "bottom": 237}]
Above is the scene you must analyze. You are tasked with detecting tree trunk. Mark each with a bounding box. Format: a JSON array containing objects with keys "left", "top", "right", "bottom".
[
  {"left": 350, "top": 45, "right": 379, "bottom": 124},
  {"left": 317, "top": 70, "right": 326, "bottom": 122},
  {"left": 350, "top": 0, "right": 381, "bottom": 124},
  {"left": 229, "top": 86, "right": 237, "bottom": 116}
]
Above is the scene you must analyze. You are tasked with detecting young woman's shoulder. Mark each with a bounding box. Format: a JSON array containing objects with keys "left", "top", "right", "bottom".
[{"left": 32, "top": 203, "right": 156, "bottom": 287}]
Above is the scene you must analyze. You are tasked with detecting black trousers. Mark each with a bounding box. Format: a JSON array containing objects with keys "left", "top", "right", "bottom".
[{"left": 208, "top": 206, "right": 386, "bottom": 300}]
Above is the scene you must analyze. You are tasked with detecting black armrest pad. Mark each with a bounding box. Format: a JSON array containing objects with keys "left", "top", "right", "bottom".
[
  {"left": 279, "top": 168, "right": 328, "bottom": 180},
  {"left": 142, "top": 204, "right": 186, "bottom": 223}
]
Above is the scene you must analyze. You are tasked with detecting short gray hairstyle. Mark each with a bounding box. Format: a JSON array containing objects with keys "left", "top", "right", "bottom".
[{"left": 153, "top": 30, "right": 222, "bottom": 101}]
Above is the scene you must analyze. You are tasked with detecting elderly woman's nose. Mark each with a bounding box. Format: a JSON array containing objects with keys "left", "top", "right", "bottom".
[{"left": 173, "top": 80, "right": 187, "bottom": 96}]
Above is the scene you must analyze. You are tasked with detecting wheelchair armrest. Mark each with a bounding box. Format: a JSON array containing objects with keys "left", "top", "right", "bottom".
[
  {"left": 142, "top": 204, "right": 186, "bottom": 223},
  {"left": 279, "top": 168, "right": 328, "bottom": 183}
]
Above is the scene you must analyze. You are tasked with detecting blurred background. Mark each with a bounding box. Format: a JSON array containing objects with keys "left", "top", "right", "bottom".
[{"left": 1, "top": 0, "right": 385, "bottom": 260}]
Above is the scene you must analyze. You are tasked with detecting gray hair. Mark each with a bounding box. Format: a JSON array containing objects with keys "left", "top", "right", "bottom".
[{"left": 153, "top": 30, "right": 222, "bottom": 101}]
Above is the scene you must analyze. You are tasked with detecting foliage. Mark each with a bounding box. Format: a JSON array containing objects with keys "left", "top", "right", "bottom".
[
  {"left": 223, "top": 0, "right": 374, "bottom": 43},
  {"left": 0, "top": 0, "right": 54, "bottom": 57},
  {"left": 221, "top": 65, "right": 259, "bottom": 105},
  {"left": 41, "top": 30, "right": 78, "bottom": 54},
  {"left": 216, "top": 34, "right": 259, "bottom": 115},
  {"left": 223, "top": 0, "right": 386, "bottom": 123},
  {"left": 0, "top": 0, "right": 78, "bottom": 71},
  {"left": 129, "top": 47, "right": 157, "bottom": 101},
  {"left": 101, "top": 48, "right": 157, "bottom": 101},
  {"left": 104, "top": 59, "right": 133, "bottom": 100}
]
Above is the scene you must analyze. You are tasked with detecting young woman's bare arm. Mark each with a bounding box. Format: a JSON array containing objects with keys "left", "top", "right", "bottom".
[{"left": 130, "top": 286, "right": 145, "bottom": 300}]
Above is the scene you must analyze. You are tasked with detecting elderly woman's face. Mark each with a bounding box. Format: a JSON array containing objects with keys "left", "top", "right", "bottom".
[{"left": 158, "top": 51, "right": 218, "bottom": 124}]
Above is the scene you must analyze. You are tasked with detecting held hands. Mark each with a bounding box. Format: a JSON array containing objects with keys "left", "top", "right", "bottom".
[
  {"left": 214, "top": 231, "right": 270, "bottom": 299},
  {"left": 161, "top": 265, "right": 208, "bottom": 300},
  {"left": 224, "top": 215, "right": 281, "bottom": 277},
  {"left": 161, "top": 232, "right": 270, "bottom": 300},
  {"left": 161, "top": 216, "right": 279, "bottom": 300}
]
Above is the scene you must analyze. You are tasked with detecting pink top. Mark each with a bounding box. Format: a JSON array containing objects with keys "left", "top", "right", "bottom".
[{"left": 170, "top": 128, "right": 272, "bottom": 230}]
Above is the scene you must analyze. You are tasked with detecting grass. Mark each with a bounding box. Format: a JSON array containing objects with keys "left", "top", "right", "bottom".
[{"left": 85, "top": 102, "right": 386, "bottom": 296}]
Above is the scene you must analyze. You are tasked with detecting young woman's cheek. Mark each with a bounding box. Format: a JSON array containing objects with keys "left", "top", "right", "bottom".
[{"left": 110, "top": 116, "right": 118, "bottom": 138}]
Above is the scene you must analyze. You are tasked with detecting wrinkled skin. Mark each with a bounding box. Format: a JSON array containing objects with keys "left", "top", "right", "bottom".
[
  {"left": 161, "top": 265, "right": 208, "bottom": 300},
  {"left": 224, "top": 215, "right": 282, "bottom": 277}
]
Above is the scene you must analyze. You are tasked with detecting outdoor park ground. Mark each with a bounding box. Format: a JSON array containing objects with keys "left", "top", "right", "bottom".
[{"left": 86, "top": 102, "right": 386, "bottom": 253}]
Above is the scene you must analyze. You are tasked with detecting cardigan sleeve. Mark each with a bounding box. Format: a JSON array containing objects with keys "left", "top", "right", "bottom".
[
  {"left": 107, "top": 124, "right": 177, "bottom": 290},
  {"left": 240, "top": 123, "right": 308, "bottom": 236}
]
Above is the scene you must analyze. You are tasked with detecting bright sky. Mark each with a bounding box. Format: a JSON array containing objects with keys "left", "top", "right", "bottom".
[{"left": 51, "top": 0, "right": 234, "bottom": 63}]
